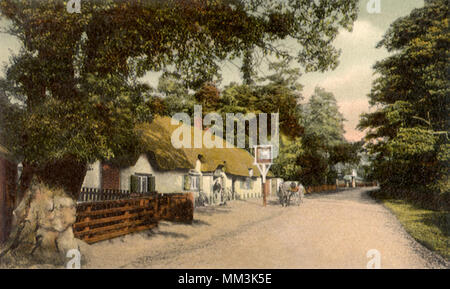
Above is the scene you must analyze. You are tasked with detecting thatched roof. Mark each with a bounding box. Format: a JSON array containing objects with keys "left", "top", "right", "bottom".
[{"left": 136, "top": 116, "right": 264, "bottom": 177}]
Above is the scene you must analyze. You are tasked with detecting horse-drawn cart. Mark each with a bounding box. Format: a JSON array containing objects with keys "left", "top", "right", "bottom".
[{"left": 277, "top": 181, "right": 305, "bottom": 207}]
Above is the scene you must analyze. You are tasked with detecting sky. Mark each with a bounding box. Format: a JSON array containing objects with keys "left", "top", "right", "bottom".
[
  {"left": 216, "top": 0, "right": 425, "bottom": 142},
  {"left": 299, "top": 0, "right": 425, "bottom": 141},
  {"left": 0, "top": 0, "right": 424, "bottom": 142}
]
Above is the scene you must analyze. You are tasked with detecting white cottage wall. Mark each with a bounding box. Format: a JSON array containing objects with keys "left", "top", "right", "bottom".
[
  {"left": 201, "top": 174, "right": 213, "bottom": 198},
  {"left": 81, "top": 154, "right": 265, "bottom": 202},
  {"left": 120, "top": 154, "right": 156, "bottom": 191},
  {"left": 234, "top": 176, "right": 262, "bottom": 199},
  {"left": 120, "top": 154, "right": 188, "bottom": 193},
  {"left": 156, "top": 170, "right": 187, "bottom": 193}
]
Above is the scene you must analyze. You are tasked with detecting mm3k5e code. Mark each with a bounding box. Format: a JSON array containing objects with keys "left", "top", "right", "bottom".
[{"left": 223, "top": 273, "right": 271, "bottom": 284}]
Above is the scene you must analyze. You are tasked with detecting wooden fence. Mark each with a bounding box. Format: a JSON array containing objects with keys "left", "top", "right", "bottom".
[
  {"left": 305, "top": 184, "right": 337, "bottom": 194},
  {"left": 356, "top": 181, "right": 378, "bottom": 187},
  {"left": 74, "top": 190, "right": 194, "bottom": 244},
  {"left": 158, "top": 193, "right": 194, "bottom": 223},
  {"left": 74, "top": 196, "right": 159, "bottom": 244},
  {"left": 307, "top": 182, "right": 378, "bottom": 193}
]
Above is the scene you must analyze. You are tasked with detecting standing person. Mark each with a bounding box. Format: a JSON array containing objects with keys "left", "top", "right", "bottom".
[
  {"left": 213, "top": 178, "right": 222, "bottom": 205},
  {"left": 220, "top": 169, "right": 228, "bottom": 204},
  {"left": 298, "top": 183, "right": 305, "bottom": 204}
]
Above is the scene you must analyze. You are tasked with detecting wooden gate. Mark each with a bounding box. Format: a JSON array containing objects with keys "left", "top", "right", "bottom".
[
  {"left": 74, "top": 192, "right": 194, "bottom": 244},
  {"left": 73, "top": 196, "right": 159, "bottom": 244}
]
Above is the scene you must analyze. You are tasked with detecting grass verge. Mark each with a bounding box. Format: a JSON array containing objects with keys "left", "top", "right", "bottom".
[{"left": 369, "top": 190, "right": 449, "bottom": 261}]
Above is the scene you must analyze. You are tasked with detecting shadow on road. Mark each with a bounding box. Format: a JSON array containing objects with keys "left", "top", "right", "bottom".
[
  {"left": 191, "top": 219, "right": 211, "bottom": 227},
  {"left": 195, "top": 204, "right": 234, "bottom": 216}
]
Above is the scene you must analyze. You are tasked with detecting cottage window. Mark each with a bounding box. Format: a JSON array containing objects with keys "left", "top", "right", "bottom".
[
  {"left": 191, "top": 175, "right": 200, "bottom": 190},
  {"left": 140, "top": 176, "right": 148, "bottom": 193},
  {"left": 131, "top": 174, "right": 155, "bottom": 193},
  {"left": 184, "top": 174, "right": 201, "bottom": 191},
  {"left": 241, "top": 177, "right": 253, "bottom": 190}
]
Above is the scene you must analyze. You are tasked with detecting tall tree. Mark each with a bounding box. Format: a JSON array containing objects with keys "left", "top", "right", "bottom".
[
  {"left": 156, "top": 71, "right": 195, "bottom": 116},
  {"left": 0, "top": 0, "right": 358, "bottom": 199},
  {"left": 358, "top": 0, "right": 449, "bottom": 208},
  {"left": 299, "top": 87, "right": 346, "bottom": 185},
  {"left": 302, "top": 87, "right": 346, "bottom": 147}
]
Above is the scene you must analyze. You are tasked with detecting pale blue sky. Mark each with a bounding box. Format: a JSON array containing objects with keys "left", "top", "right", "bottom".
[{"left": 0, "top": 0, "right": 424, "bottom": 141}]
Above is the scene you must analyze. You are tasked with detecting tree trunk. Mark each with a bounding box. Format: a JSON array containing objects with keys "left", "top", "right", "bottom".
[
  {"left": 0, "top": 157, "right": 87, "bottom": 267},
  {"left": 0, "top": 179, "right": 81, "bottom": 267}
]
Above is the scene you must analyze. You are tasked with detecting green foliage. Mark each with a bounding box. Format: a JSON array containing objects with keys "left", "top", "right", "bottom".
[
  {"left": 298, "top": 87, "right": 350, "bottom": 185},
  {"left": 370, "top": 191, "right": 449, "bottom": 261},
  {"left": 0, "top": 0, "right": 358, "bottom": 193},
  {"left": 271, "top": 135, "right": 303, "bottom": 181},
  {"left": 359, "top": 0, "right": 449, "bottom": 209},
  {"left": 1, "top": 0, "right": 357, "bottom": 87},
  {"left": 389, "top": 128, "right": 437, "bottom": 157},
  {"left": 329, "top": 142, "right": 361, "bottom": 166},
  {"left": 155, "top": 71, "right": 196, "bottom": 116},
  {"left": 302, "top": 87, "right": 346, "bottom": 147},
  {"left": 219, "top": 60, "right": 304, "bottom": 138}
]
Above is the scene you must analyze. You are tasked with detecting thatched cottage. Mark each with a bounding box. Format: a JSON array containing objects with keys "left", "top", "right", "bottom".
[{"left": 81, "top": 116, "right": 270, "bottom": 204}]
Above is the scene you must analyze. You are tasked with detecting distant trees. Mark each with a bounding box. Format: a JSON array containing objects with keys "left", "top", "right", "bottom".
[
  {"left": 154, "top": 72, "right": 195, "bottom": 116},
  {"left": 194, "top": 83, "right": 222, "bottom": 113},
  {"left": 156, "top": 59, "right": 304, "bottom": 139},
  {"left": 0, "top": 0, "right": 357, "bottom": 198},
  {"left": 296, "top": 87, "right": 358, "bottom": 185},
  {"left": 152, "top": 74, "right": 357, "bottom": 184},
  {"left": 302, "top": 87, "right": 345, "bottom": 147},
  {"left": 358, "top": 0, "right": 449, "bottom": 209},
  {"left": 271, "top": 135, "right": 303, "bottom": 181}
]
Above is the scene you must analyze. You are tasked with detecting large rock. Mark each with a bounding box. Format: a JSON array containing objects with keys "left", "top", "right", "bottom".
[{"left": 0, "top": 181, "right": 80, "bottom": 266}]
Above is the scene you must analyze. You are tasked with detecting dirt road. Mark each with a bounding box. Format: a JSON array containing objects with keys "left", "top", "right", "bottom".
[{"left": 83, "top": 188, "right": 445, "bottom": 269}]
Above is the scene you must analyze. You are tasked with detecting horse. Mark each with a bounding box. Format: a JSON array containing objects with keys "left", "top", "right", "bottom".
[{"left": 278, "top": 181, "right": 305, "bottom": 207}]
